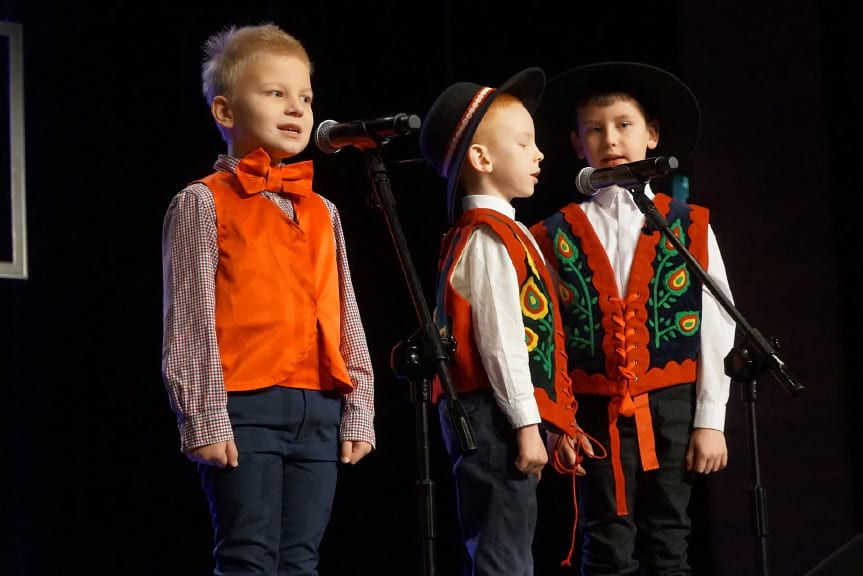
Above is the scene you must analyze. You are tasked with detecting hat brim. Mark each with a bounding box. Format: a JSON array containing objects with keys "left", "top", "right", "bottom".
[
  {"left": 534, "top": 62, "right": 701, "bottom": 193},
  {"left": 445, "top": 67, "right": 546, "bottom": 223}
]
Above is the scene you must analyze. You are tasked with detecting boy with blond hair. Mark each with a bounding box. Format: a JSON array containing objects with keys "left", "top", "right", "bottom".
[{"left": 161, "top": 23, "right": 375, "bottom": 575}]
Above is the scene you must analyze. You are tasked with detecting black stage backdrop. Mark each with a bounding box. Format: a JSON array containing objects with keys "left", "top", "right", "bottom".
[{"left": 1, "top": 1, "right": 859, "bottom": 575}]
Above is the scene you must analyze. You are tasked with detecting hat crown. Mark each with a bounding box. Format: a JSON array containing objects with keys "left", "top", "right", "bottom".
[
  {"left": 533, "top": 62, "right": 701, "bottom": 196},
  {"left": 419, "top": 82, "right": 495, "bottom": 177}
]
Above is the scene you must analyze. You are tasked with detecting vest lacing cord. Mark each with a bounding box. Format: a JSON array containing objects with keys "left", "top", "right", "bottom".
[
  {"left": 607, "top": 293, "right": 657, "bottom": 516},
  {"left": 612, "top": 293, "right": 640, "bottom": 417},
  {"left": 551, "top": 428, "right": 608, "bottom": 567}
]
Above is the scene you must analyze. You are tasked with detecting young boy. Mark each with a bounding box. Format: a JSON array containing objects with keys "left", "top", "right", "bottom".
[
  {"left": 418, "top": 67, "right": 590, "bottom": 576},
  {"left": 529, "top": 62, "right": 737, "bottom": 574},
  {"left": 160, "top": 23, "right": 375, "bottom": 575}
]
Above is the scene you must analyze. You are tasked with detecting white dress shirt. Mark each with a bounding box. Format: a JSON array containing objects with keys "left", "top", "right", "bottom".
[{"left": 448, "top": 194, "right": 544, "bottom": 429}]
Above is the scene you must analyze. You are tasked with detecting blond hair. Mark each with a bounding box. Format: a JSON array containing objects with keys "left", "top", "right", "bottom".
[
  {"left": 470, "top": 93, "right": 526, "bottom": 149},
  {"left": 201, "top": 23, "right": 312, "bottom": 105}
]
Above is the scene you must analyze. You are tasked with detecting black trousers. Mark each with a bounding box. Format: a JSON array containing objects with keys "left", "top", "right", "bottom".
[{"left": 575, "top": 384, "right": 696, "bottom": 576}]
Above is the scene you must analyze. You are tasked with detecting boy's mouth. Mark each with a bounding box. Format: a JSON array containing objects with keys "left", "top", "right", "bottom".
[
  {"left": 603, "top": 156, "right": 628, "bottom": 167},
  {"left": 278, "top": 123, "right": 302, "bottom": 135}
]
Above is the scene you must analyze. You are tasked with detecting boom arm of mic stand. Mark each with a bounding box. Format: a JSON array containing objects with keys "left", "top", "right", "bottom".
[
  {"left": 363, "top": 148, "right": 477, "bottom": 453},
  {"left": 626, "top": 178, "right": 805, "bottom": 398}
]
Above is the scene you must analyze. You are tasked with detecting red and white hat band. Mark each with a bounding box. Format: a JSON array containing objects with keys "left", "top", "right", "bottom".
[{"left": 441, "top": 86, "right": 495, "bottom": 178}]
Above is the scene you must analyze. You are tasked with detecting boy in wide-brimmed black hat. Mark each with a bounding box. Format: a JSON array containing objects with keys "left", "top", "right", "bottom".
[
  {"left": 529, "top": 62, "right": 737, "bottom": 574},
  {"left": 419, "top": 68, "right": 594, "bottom": 575}
]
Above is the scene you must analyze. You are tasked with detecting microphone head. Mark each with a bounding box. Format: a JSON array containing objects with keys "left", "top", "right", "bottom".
[
  {"left": 665, "top": 156, "right": 679, "bottom": 170},
  {"left": 314, "top": 119, "right": 340, "bottom": 154},
  {"left": 575, "top": 166, "right": 597, "bottom": 196}
]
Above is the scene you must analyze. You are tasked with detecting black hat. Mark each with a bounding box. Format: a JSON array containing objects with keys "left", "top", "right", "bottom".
[
  {"left": 534, "top": 61, "right": 701, "bottom": 183},
  {"left": 419, "top": 67, "right": 546, "bottom": 224}
]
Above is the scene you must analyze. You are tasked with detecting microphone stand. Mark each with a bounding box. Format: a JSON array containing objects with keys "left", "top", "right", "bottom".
[
  {"left": 357, "top": 139, "right": 477, "bottom": 576},
  {"left": 624, "top": 175, "right": 805, "bottom": 576}
]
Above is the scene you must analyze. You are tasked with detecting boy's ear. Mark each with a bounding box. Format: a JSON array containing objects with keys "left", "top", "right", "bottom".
[
  {"left": 211, "top": 95, "right": 234, "bottom": 129},
  {"left": 647, "top": 119, "right": 660, "bottom": 151},
  {"left": 466, "top": 143, "right": 492, "bottom": 173},
  {"left": 569, "top": 129, "right": 585, "bottom": 160}
]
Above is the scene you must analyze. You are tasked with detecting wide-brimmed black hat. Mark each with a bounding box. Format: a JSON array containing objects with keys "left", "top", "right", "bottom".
[
  {"left": 419, "top": 67, "right": 546, "bottom": 223},
  {"left": 534, "top": 61, "right": 701, "bottom": 186}
]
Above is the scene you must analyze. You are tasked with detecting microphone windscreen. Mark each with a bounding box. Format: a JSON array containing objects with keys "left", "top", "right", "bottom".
[
  {"left": 314, "top": 120, "right": 339, "bottom": 154},
  {"left": 575, "top": 167, "right": 596, "bottom": 196}
]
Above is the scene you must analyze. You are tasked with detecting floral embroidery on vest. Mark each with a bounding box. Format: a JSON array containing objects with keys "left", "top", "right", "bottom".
[
  {"left": 648, "top": 217, "right": 701, "bottom": 348},
  {"left": 520, "top": 248, "right": 557, "bottom": 395},
  {"left": 548, "top": 227, "right": 600, "bottom": 358}
]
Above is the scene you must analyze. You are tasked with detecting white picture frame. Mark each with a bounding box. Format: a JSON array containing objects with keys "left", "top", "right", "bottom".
[{"left": 0, "top": 21, "right": 26, "bottom": 280}]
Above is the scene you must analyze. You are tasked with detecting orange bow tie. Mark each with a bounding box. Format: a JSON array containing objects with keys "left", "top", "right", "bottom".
[{"left": 235, "top": 147, "right": 314, "bottom": 197}]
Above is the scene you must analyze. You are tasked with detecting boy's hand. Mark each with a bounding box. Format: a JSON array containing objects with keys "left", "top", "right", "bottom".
[
  {"left": 340, "top": 440, "right": 373, "bottom": 465},
  {"left": 185, "top": 440, "right": 239, "bottom": 468},
  {"left": 515, "top": 424, "right": 548, "bottom": 479},
  {"left": 546, "top": 430, "right": 588, "bottom": 476},
  {"left": 686, "top": 428, "right": 728, "bottom": 473}
]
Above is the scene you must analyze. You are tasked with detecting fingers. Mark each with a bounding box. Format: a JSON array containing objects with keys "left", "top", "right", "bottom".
[
  {"left": 515, "top": 453, "right": 547, "bottom": 477},
  {"left": 226, "top": 440, "right": 239, "bottom": 468},
  {"left": 687, "top": 448, "right": 728, "bottom": 474},
  {"left": 557, "top": 442, "right": 578, "bottom": 469},
  {"left": 685, "top": 443, "right": 695, "bottom": 472},
  {"left": 340, "top": 441, "right": 373, "bottom": 465},
  {"left": 577, "top": 431, "right": 595, "bottom": 457},
  {"left": 186, "top": 442, "right": 234, "bottom": 468},
  {"left": 339, "top": 441, "right": 353, "bottom": 464}
]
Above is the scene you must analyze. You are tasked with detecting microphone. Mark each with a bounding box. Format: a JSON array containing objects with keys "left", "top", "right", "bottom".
[
  {"left": 575, "top": 156, "right": 679, "bottom": 196},
  {"left": 315, "top": 113, "right": 422, "bottom": 154}
]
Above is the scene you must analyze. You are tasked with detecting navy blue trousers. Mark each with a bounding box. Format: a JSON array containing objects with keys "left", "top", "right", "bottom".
[
  {"left": 576, "top": 384, "right": 696, "bottom": 576},
  {"left": 439, "top": 391, "right": 539, "bottom": 576},
  {"left": 198, "top": 387, "right": 341, "bottom": 576}
]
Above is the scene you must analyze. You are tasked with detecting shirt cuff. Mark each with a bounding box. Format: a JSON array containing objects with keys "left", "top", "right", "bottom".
[
  {"left": 500, "top": 396, "right": 542, "bottom": 429},
  {"left": 339, "top": 405, "right": 376, "bottom": 448},
  {"left": 693, "top": 398, "right": 726, "bottom": 431},
  {"left": 179, "top": 409, "right": 234, "bottom": 452}
]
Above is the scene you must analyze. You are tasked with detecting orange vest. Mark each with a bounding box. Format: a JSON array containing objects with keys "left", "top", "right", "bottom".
[{"left": 200, "top": 170, "right": 353, "bottom": 394}]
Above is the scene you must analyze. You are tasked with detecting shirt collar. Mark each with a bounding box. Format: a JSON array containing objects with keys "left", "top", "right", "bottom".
[
  {"left": 462, "top": 194, "right": 517, "bottom": 219},
  {"left": 588, "top": 182, "right": 656, "bottom": 210},
  {"left": 214, "top": 154, "right": 240, "bottom": 174}
]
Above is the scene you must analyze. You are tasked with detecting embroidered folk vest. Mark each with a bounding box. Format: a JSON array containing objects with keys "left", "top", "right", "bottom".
[
  {"left": 530, "top": 193, "right": 709, "bottom": 514},
  {"left": 200, "top": 170, "right": 352, "bottom": 394},
  {"left": 434, "top": 208, "right": 577, "bottom": 437}
]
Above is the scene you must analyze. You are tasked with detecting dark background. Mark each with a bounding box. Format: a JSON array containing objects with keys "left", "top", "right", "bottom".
[{"left": 1, "top": 1, "right": 859, "bottom": 575}]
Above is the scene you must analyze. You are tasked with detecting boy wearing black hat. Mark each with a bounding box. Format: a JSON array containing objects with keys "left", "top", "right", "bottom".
[
  {"left": 418, "top": 68, "right": 592, "bottom": 575},
  {"left": 529, "top": 62, "right": 736, "bottom": 574}
]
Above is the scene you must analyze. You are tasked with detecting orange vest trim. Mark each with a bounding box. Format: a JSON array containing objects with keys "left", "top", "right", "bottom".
[{"left": 201, "top": 170, "right": 353, "bottom": 394}]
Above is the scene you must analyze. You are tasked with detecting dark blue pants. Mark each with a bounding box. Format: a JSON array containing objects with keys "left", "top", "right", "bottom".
[
  {"left": 576, "top": 384, "right": 696, "bottom": 576},
  {"left": 439, "top": 391, "right": 538, "bottom": 576},
  {"left": 198, "top": 387, "right": 341, "bottom": 576}
]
